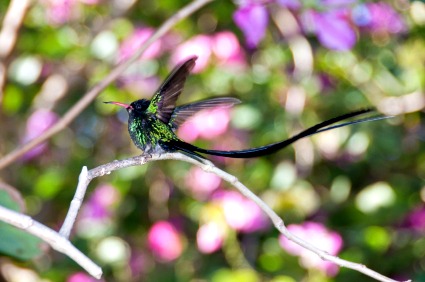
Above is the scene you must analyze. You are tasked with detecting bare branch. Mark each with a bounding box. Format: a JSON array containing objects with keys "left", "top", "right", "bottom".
[
  {"left": 59, "top": 166, "right": 90, "bottom": 238},
  {"left": 0, "top": 205, "right": 102, "bottom": 279},
  {"left": 60, "top": 153, "right": 410, "bottom": 282},
  {"left": 0, "top": 0, "right": 32, "bottom": 104},
  {"left": 0, "top": 0, "right": 213, "bottom": 170}
]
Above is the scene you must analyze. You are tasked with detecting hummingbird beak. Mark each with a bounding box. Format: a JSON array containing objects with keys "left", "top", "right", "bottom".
[{"left": 104, "top": 101, "right": 133, "bottom": 110}]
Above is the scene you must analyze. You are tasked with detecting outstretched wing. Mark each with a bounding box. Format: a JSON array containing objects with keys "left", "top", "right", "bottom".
[
  {"left": 147, "top": 57, "right": 197, "bottom": 123},
  {"left": 170, "top": 97, "right": 241, "bottom": 130}
]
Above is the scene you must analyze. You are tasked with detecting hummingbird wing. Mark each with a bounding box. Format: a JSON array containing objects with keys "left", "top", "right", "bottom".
[
  {"left": 169, "top": 97, "right": 241, "bottom": 130},
  {"left": 147, "top": 57, "right": 197, "bottom": 124}
]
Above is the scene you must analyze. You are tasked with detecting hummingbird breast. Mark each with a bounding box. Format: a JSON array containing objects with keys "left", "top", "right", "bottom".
[{"left": 128, "top": 114, "right": 177, "bottom": 154}]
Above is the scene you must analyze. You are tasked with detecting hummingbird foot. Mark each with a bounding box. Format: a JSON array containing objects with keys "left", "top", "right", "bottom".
[{"left": 143, "top": 152, "right": 153, "bottom": 160}]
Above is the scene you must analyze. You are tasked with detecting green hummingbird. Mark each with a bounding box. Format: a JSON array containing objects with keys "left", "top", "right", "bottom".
[{"left": 106, "top": 56, "right": 387, "bottom": 161}]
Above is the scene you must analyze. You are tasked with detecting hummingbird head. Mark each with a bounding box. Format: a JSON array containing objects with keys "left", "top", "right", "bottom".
[
  {"left": 104, "top": 99, "right": 150, "bottom": 116},
  {"left": 129, "top": 99, "right": 150, "bottom": 114}
]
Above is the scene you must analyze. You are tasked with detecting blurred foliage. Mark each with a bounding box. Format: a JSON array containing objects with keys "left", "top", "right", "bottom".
[
  {"left": 0, "top": 190, "right": 42, "bottom": 261},
  {"left": 0, "top": 0, "right": 424, "bottom": 281}
]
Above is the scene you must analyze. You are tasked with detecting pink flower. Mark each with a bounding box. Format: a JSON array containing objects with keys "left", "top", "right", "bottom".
[
  {"left": 178, "top": 108, "right": 231, "bottom": 142},
  {"left": 117, "top": 74, "right": 160, "bottom": 95},
  {"left": 213, "top": 191, "right": 269, "bottom": 233},
  {"left": 279, "top": 222, "right": 343, "bottom": 276},
  {"left": 185, "top": 167, "right": 222, "bottom": 200},
  {"left": 197, "top": 222, "right": 225, "bottom": 253},
  {"left": 44, "top": 0, "right": 75, "bottom": 25},
  {"left": 363, "top": 2, "right": 405, "bottom": 34},
  {"left": 170, "top": 35, "right": 212, "bottom": 73},
  {"left": 117, "top": 28, "right": 162, "bottom": 63},
  {"left": 212, "top": 32, "right": 246, "bottom": 66},
  {"left": 67, "top": 272, "right": 102, "bottom": 282},
  {"left": 80, "top": 184, "right": 120, "bottom": 221},
  {"left": 116, "top": 28, "right": 163, "bottom": 93},
  {"left": 233, "top": 3, "right": 268, "bottom": 48},
  {"left": 147, "top": 221, "right": 184, "bottom": 262},
  {"left": 22, "top": 109, "right": 59, "bottom": 160}
]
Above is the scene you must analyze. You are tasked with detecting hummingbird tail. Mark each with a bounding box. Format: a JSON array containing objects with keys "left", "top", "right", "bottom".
[{"left": 170, "top": 108, "right": 392, "bottom": 158}]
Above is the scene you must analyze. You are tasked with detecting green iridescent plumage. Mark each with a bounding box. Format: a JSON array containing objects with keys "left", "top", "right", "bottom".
[
  {"left": 106, "top": 56, "right": 389, "bottom": 160},
  {"left": 107, "top": 57, "right": 240, "bottom": 155}
]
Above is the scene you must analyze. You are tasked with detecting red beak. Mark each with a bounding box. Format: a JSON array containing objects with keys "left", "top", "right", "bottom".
[{"left": 104, "top": 101, "right": 133, "bottom": 109}]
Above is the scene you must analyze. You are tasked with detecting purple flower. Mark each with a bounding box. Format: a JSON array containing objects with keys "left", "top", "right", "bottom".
[
  {"left": 233, "top": 3, "right": 268, "bottom": 48},
  {"left": 233, "top": 0, "right": 359, "bottom": 51},
  {"left": 277, "top": 0, "right": 301, "bottom": 10},
  {"left": 279, "top": 222, "right": 343, "bottom": 276},
  {"left": 351, "top": 4, "right": 372, "bottom": 27},
  {"left": 22, "top": 109, "right": 59, "bottom": 160},
  {"left": 147, "top": 221, "right": 184, "bottom": 262},
  {"left": 213, "top": 191, "right": 269, "bottom": 233},
  {"left": 305, "top": 10, "right": 356, "bottom": 51},
  {"left": 129, "top": 251, "right": 148, "bottom": 277},
  {"left": 320, "top": 0, "right": 356, "bottom": 8},
  {"left": 278, "top": 0, "right": 359, "bottom": 50},
  {"left": 404, "top": 206, "right": 425, "bottom": 232}
]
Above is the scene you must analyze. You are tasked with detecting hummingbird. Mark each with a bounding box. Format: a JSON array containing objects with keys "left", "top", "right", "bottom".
[{"left": 106, "top": 56, "right": 388, "bottom": 161}]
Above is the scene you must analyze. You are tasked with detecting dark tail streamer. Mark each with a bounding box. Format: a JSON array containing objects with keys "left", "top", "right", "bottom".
[{"left": 170, "top": 108, "right": 391, "bottom": 158}]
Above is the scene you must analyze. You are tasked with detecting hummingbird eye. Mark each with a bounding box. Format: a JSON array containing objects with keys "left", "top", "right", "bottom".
[
  {"left": 129, "top": 102, "right": 140, "bottom": 111},
  {"left": 132, "top": 100, "right": 150, "bottom": 112}
]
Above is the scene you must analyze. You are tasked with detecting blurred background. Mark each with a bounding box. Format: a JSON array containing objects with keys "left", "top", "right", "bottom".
[{"left": 0, "top": 0, "right": 424, "bottom": 281}]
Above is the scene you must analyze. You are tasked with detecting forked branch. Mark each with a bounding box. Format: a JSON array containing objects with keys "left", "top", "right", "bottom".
[
  {"left": 59, "top": 153, "right": 410, "bottom": 282},
  {"left": 0, "top": 205, "right": 102, "bottom": 278}
]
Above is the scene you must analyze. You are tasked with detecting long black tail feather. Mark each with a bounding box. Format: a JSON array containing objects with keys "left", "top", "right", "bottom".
[{"left": 169, "top": 108, "right": 391, "bottom": 158}]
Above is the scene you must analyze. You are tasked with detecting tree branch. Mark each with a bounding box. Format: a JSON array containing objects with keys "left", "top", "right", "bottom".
[
  {"left": 0, "top": 205, "right": 102, "bottom": 279},
  {"left": 59, "top": 153, "right": 410, "bottom": 282},
  {"left": 0, "top": 0, "right": 213, "bottom": 170},
  {"left": 0, "top": 0, "right": 32, "bottom": 104}
]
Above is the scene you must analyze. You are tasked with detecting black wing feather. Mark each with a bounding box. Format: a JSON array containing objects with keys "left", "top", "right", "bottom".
[
  {"left": 147, "top": 57, "right": 197, "bottom": 123},
  {"left": 170, "top": 97, "right": 241, "bottom": 130}
]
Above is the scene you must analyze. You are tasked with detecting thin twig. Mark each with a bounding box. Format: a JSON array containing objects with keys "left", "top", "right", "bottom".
[
  {"left": 0, "top": 0, "right": 213, "bottom": 170},
  {"left": 0, "top": 0, "right": 32, "bottom": 104},
  {"left": 60, "top": 153, "right": 410, "bottom": 282},
  {"left": 0, "top": 205, "right": 102, "bottom": 278}
]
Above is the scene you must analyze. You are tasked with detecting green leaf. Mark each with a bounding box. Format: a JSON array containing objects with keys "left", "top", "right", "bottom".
[{"left": 0, "top": 191, "right": 42, "bottom": 260}]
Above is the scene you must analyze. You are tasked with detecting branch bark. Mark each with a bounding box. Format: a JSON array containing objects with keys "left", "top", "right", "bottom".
[
  {"left": 0, "top": 0, "right": 32, "bottom": 104},
  {"left": 59, "top": 153, "right": 410, "bottom": 282},
  {"left": 0, "top": 205, "right": 102, "bottom": 279},
  {"left": 0, "top": 0, "right": 213, "bottom": 170}
]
